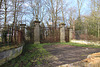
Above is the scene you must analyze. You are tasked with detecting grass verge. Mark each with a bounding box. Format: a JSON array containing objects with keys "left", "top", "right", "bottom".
[
  {"left": 0, "top": 43, "right": 51, "bottom": 67},
  {"left": 61, "top": 42, "right": 100, "bottom": 48},
  {"left": 1, "top": 42, "right": 100, "bottom": 67}
]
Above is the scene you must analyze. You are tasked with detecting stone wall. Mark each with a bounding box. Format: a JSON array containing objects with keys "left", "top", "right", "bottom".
[{"left": 0, "top": 45, "right": 23, "bottom": 66}]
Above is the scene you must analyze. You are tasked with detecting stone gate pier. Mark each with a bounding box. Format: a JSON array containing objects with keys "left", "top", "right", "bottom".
[
  {"left": 60, "top": 23, "right": 66, "bottom": 43},
  {"left": 34, "top": 18, "right": 40, "bottom": 44}
]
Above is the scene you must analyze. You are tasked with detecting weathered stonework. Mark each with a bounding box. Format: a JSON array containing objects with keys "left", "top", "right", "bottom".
[
  {"left": 0, "top": 45, "right": 23, "bottom": 66},
  {"left": 60, "top": 23, "right": 66, "bottom": 43},
  {"left": 69, "top": 28, "right": 73, "bottom": 41},
  {"left": 34, "top": 21, "right": 40, "bottom": 44}
]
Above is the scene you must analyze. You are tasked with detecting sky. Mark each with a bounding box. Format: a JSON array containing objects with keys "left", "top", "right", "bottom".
[
  {"left": 68, "top": 0, "right": 91, "bottom": 15},
  {"left": 18, "top": 0, "right": 92, "bottom": 25},
  {"left": 24, "top": 0, "right": 91, "bottom": 14},
  {"left": 0, "top": 0, "right": 92, "bottom": 26}
]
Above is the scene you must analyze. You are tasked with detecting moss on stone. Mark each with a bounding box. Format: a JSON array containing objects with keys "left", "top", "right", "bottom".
[{"left": 0, "top": 46, "right": 23, "bottom": 66}]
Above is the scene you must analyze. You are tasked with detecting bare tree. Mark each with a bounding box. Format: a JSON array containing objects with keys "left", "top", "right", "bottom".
[
  {"left": 28, "top": 0, "right": 45, "bottom": 22},
  {"left": 77, "top": 0, "right": 84, "bottom": 18},
  {"left": 61, "top": 0, "right": 65, "bottom": 23},
  {"left": 68, "top": 7, "right": 77, "bottom": 39},
  {"left": 4, "top": 0, "right": 7, "bottom": 27},
  {"left": 90, "top": 0, "right": 100, "bottom": 38},
  {"left": 45, "top": 0, "right": 63, "bottom": 28},
  {"left": 0, "top": 0, "right": 3, "bottom": 9}
]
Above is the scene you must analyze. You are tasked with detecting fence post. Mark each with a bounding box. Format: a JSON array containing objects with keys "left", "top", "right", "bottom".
[
  {"left": 18, "top": 30, "right": 22, "bottom": 44},
  {"left": 20, "top": 24, "right": 26, "bottom": 42},
  {"left": 34, "top": 20, "right": 40, "bottom": 44},
  {"left": 60, "top": 23, "right": 66, "bottom": 43}
]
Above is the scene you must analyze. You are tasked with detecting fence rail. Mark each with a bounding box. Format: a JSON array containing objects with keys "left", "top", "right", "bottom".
[{"left": 0, "top": 25, "right": 24, "bottom": 47}]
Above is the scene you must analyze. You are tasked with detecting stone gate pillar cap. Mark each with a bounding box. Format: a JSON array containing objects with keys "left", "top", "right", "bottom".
[
  {"left": 34, "top": 21, "right": 41, "bottom": 23},
  {"left": 67, "top": 27, "right": 73, "bottom": 29},
  {"left": 59, "top": 23, "right": 66, "bottom": 25}
]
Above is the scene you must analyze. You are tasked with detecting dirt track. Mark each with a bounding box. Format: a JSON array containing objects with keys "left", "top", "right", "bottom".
[{"left": 43, "top": 45, "right": 100, "bottom": 67}]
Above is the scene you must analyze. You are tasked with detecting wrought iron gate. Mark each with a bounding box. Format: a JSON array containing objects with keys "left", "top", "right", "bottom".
[{"left": 40, "top": 27, "right": 60, "bottom": 43}]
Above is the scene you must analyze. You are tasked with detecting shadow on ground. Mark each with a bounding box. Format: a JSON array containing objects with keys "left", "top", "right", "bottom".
[{"left": 43, "top": 45, "right": 100, "bottom": 67}]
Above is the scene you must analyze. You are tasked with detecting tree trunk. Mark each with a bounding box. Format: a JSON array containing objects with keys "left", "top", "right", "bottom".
[
  {"left": 4, "top": 0, "right": 7, "bottom": 27},
  {"left": 0, "top": 0, "right": 3, "bottom": 9}
]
